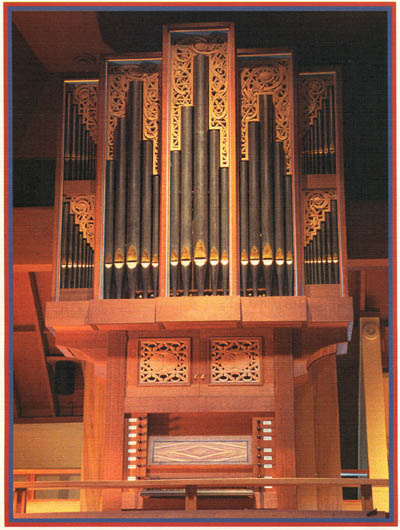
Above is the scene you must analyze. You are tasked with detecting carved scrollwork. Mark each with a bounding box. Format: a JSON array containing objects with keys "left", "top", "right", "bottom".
[
  {"left": 107, "top": 63, "right": 160, "bottom": 173},
  {"left": 300, "top": 74, "right": 333, "bottom": 132},
  {"left": 240, "top": 60, "right": 291, "bottom": 173},
  {"left": 65, "top": 195, "right": 95, "bottom": 248},
  {"left": 139, "top": 339, "right": 190, "bottom": 384},
  {"left": 210, "top": 338, "right": 261, "bottom": 383},
  {"left": 170, "top": 35, "right": 229, "bottom": 167},
  {"left": 303, "top": 189, "right": 336, "bottom": 245},
  {"left": 72, "top": 84, "right": 98, "bottom": 142}
]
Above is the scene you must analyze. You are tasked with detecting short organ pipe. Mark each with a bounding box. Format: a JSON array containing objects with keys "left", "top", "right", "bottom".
[
  {"left": 209, "top": 129, "right": 220, "bottom": 296},
  {"left": 239, "top": 160, "right": 249, "bottom": 296},
  {"left": 274, "top": 142, "right": 285, "bottom": 296}
]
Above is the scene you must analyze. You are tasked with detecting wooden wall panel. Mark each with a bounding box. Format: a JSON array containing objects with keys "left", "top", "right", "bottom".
[
  {"left": 273, "top": 329, "right": 296, "bottom": 509},
  {"left": 309, "top": 352, "right": 342, "bottom": 510},
  {"left": 102, "top": 332, "right": 127, "bottom": 511},
  {"left": 80, "top": 362, "right": 106, "bottom": 511}
]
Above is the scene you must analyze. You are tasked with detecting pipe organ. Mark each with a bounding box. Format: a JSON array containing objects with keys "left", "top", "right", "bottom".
[{"left": 48, "top": 22, "right": 354, "bottom": 516}]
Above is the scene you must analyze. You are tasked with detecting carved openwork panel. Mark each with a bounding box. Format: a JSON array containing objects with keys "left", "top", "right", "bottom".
[
  {"left": 72, "top": 83, "right": 98, "bottom": 142},
  {"left": 303, "top": 189, "right": 336, "bottom": 245},
  {"left": 240, "top": 59, "right": 291, "bottom": 173},
  {"left": 210, "top": 338, "right": 262, "bottom": 383},
  {"left": 107, "top": 62, "right": 160, "bottom": 172},
  {"left": 300, "top": 74, "right": 334, "bottom": 130},
  {"left": 170, "top": 34, "right": 229, "bottom": 167},
  {"left": 64, "top": 194, "right": 95, "bottom": 248},
  {"left": 139, "top": 339, "right": 190, "bottom": 384}
]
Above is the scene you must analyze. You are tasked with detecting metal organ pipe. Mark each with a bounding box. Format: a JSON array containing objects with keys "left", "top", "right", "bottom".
[
  {"left": 170, "top": 150, "right": 181, "bottom": 296},
  {"left": 193, "top": 54, "right": 209, "bottom": 296},
  {"left": 239, "top": 160, "right": 249, "bottom": 296},
  {"left": 126, "top": 80, "right": 143, "bottom": 298},
  {"left": 220, "top": 167, "right": 229, "bottom": 295},
  {"left": 248, "top": 120, "right": 261, "bottom": 295},
  {"left": 152, "top": 173, "right": 160, "bottom": 297},
  {"left": 113, "top": 117, "right": 128, "bottom": 298},
  {"left": 103, "top": 161, "right": 115, "bottom": 298},
  {"left": 274, "top": 142, "right": 285, "bottom": 296},
  {"left": 209, "top": 129, "right": 221, "bottom": 296},
  {"left": 284, "top": 174, "right": 294, "bottom": 295},
  {"left": 141, "top": 140, "right": 153, "bottom": 298},
  {"left": 259, "top": 94, "right": 275, "bottom": 296},
  {"left": 179, "top": 105, "right": 194, "bottom": 296}
]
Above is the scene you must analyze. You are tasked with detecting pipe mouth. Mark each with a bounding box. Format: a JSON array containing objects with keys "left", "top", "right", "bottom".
[
  {"left": 262, "top": 259, "right": 273, "bottom": 266},
  {"left": 194, "top": 258, "right": 207, "bottom": 267}
]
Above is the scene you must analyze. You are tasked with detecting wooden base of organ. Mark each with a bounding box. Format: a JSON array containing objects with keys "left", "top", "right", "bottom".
[{"left": 46, "top": 293, "right": 352, "bottom": 513}]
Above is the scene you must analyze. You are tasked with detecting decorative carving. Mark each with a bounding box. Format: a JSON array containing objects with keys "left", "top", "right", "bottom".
[
  {"left": 148, "top": 436, "right": 252, "bottom": 465},
  {"left": 303, "top": 190, "right": 336, "bottom": 245},
  {"left": 65, "top": 195, "right": 95, "bottom": 248},
  {"left": 240, "top": 60, "right": 291, "bottom": 173},
  {"left": 210, "top": 338, "right": 261, "bottom": 383},
  {"left": 300, "top": 74, "right": 333, "bottom": 130},
  {"left": 170, "top": 35, "right": 229, "bottom": 167},
  {"left": 139, "top": 339, "right": 190, "bottom": 384},
  {"left": 72, "top": 84, "right": 98, "bottom": 142},
  {"left": 107, "top": 63, "right": 160, "bottom": 173}
]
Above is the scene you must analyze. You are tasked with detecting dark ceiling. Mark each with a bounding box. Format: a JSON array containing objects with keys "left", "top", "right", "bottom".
[{"left": 12, "top": 9, "right": 389, "bottom": 206}]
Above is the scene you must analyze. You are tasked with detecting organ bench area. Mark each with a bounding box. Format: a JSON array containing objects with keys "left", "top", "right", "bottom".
[{"left": 45, "top": 22, "right": 357, "bottom": 515}]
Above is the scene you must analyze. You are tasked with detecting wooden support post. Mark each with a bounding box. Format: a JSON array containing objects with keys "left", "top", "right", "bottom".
[
  {"left": 102, "top": 332, "right": 127, "bottom": 511},
  {"left": 308, "top": 350, "right": 343, "bottom": 510},
  {"left": 274, "top": 329, "right": 297, "bottom": 509},
  {"left": 13, "top": 488, "right": 27, "bottom": 514},
  {"left": 185, "top": 485, "right": 198, "bottom": 511},
  {"left": 81, "top": 362, "right": 106, "bottom": 512},
  {"left": 360, "top": 485, "right": 374, "bottom": 512},
  {"left": 359, "top": 317, "right": 389, "bottom": 512}
]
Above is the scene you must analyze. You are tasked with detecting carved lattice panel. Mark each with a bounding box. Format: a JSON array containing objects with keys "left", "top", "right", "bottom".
[
  {"left": 139, "top": 339, "right": 190, "bottom": 384},
  {"left": 210, "top": 338, "right": 262, "bottom": 383}
]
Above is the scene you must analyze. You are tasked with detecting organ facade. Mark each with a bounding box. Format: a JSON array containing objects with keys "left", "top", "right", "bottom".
[{"left": 39, "top": 21, "right": 386, "bottom": 517}]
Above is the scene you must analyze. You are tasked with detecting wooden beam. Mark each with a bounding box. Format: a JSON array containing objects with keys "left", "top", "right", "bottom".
[{"left": 14, "top": 477, "right": 390, "bottom": 489}]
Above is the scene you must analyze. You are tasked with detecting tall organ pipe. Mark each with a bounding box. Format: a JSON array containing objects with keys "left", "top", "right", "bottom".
[
  {"left": 209, "top": 129, "right": 220, "bottom": 295},
  {"left": 126, "top": 80, "right": 143, "bottom": 298},
  {"left": 328, "top": 86, "right": 336, "bottom": 173},
  {"left": 60, "top": 201, "right": 70, "bottom": 288},
  {"left": 66, "top": 213, "right": 75, "bottom": 288},
  {"left": 141, "top": 140, "right": 153, "bottom": 297},
  {"left": 331, "top": 200, "right": 339, "bottom": 283},
  {"left": 180, "top": 105, "right": 193, "bottom": 296},
  {"left": 152, "top": 173, "right": 160, "bottom": 297},
  {"left": 239, "top": 160, "right": 249, "bottom": 296},
  {"left": 193, "top": 54, "right": 209, "bottom": 296},
  {"left": 259, "top": 95, "right": 275, "bottom": 296},
  {"left": 220, "top": 167, "right": 229, "bottom": 295},
  {"left": 284, "top": 174, "right": 294, "bottom": 295},
  {"left": 72, "top": 224, "right": 80, "bottom": 288},
  {"left": 248, "top": 121, "right": 261, "bottom": 295},
  {"left": 170, "top": 150, "right": 181, "bottom": 296},
  {"left": 326, "top": 211, "right": 333, "bottom": 283},
  {"left": 76, "top": 114, "right": 82, "bottom": 180},
  {"left": 103, "top": 161, "right": 115, "bottom": 298},
  {"left": 64, "top": 89, "right": 72, "bottom": 180},
  {"left": 320, "top": 220, "right": 327, "bottom": 284},
  {"left": 274, "top": 142, "right": 285, "bottom": 296},
  {"left": 70, "top": 102, "right": 78, "bottom": 181},
  {"left": 113, "top": 117, "right": 128, "bottom": 298}
]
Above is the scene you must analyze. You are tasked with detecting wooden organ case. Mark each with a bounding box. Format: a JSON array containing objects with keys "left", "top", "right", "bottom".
[{"left": 46, "top": 22, "right": 353, "bottom": 514}]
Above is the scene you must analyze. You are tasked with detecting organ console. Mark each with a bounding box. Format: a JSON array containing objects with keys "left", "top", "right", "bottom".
[{"left": 47, "top": 21, "right": 356, "bottom": 516}]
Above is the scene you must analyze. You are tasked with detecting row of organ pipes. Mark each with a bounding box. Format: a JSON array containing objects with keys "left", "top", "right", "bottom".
[
  {"left": 60, "top": 202, "right": 94, "bottom": 289},
  {"left": 304, "top": 200, "right": 340, "bottom": 284},
  {"left": 169, "top": 54, "right": 229, "bottom": 296},
  {"left": 302, "top": 85, "right": 336, "bottom": 175},
  {"left": 58, "top": 67, "right": 343, "bottom": 295},
  {"left": 240, "top": 94, "right": 294, "bottom": 297},
  {"left": 103, "top": 80, "right": 160, "bottom": 299},
  {"left": 63, "top": 85, "right": 97, "bottom": 181}
]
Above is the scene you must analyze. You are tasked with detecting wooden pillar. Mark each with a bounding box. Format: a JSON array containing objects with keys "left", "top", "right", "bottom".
[
  {"left": 294, "top": 372, "right": 317, "bottom": 510},
  {"left": 274, "top": 329, "right": 296, "bottom": 509},
  {"left": 80, "top": 362, "right": 106, "bottom": 512},
  {"left": 308, "top": 349, "right": 342, "bottom": 510},
  {"left": 102, "top": 331, "right": 127, "bottom": 511},
  {"left": 359, "top": 317, "right": 389, "bottom": 512}
]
